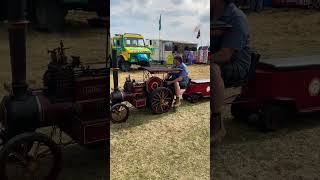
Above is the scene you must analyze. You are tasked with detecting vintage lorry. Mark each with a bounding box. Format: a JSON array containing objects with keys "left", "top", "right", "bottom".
[{"left": 112, "top": 33, "right": 153, "bottom": 71}]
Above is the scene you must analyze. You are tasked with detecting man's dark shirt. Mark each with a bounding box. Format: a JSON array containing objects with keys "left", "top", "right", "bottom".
[{"left": 213, "top": 3, "right": 251, "bottom": 79}]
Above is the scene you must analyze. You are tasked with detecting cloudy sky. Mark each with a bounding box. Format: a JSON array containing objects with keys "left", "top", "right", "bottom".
[{"left": 111, "top": 0, "right": 210, "bottom": 46}]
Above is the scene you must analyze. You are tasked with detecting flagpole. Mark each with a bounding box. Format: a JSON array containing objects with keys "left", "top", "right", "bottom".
[
  {"left": 159, "top": 14, "right": 161, "bottom": 62},
  {"left": 159, "top": 26, "right": 160, "bottom": 62}
]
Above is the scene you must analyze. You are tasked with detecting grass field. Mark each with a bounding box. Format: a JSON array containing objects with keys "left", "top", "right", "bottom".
[{"left": 110, "top": 65, "right": 210, "bottom": 179}]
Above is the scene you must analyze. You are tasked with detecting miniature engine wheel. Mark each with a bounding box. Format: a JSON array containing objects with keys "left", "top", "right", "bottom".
[
  {"left": 231, "top": 97, "right": 252, "bottom": 121},
  {"left": 146, "top": 76, "right": 163, "bottom": 94},
  {"left": 0, "top": 132, "right": 61, "bottom": 180},
  {"left": 111, "top": 104, "right": 129, "bottom": 123},
  {"left": 260, "top": 104, "right": 291, "bottom": 131},
  {"left": 149, "top": 87, "right": 174, "bottom": 114}
]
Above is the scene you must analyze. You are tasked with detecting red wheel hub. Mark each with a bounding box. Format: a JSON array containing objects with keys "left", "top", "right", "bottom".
[{"left": 146, "top": 76, "right": 163, "bottom": 93}]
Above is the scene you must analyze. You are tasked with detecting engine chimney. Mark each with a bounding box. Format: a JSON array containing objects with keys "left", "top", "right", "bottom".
[
  {"left": 112, "top": 49, "right": 119, "bottom": 91},
  {"left": 110, "top": 49, "right": 123, "bottom": 105},
  {"left": 8, "top": 0, "right": 28, "bottom": 98},
  {"left": 0, "top": 0, "right": 40, "bottom": 139}
]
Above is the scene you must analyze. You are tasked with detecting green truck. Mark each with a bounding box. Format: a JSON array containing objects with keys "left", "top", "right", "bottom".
[
  {"left": 0, "top": 0, "right": 108, "bottom": 31},
  {"left": 112, "top": 33, "right": 153, "bottom": 72}
]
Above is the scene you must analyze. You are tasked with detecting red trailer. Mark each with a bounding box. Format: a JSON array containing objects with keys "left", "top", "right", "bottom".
[
  {"left": 232, "top": 55, "right": 320, "bottom": 130},
  {"left": 183, "top": 79, "right": 210, "bottom": 103}
]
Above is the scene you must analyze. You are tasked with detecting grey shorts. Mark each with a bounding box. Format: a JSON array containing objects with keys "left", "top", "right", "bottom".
[
  {"left": 179, "top": 77, "right": 189, "bottom": 89},
  {"left": 168, "top": 77, "right": 189, "bottom": 89},
  {"left": 220, "top": 63, "right": 247, "bottom": 85}
]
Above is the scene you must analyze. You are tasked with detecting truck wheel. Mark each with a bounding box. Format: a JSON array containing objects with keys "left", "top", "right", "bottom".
[
  {"left": 119, "top": 58, "right": 131, "bottom": 72},
  {"left": 33, "top": 0, "right": 67, "bottom": 32},
  {"left": 231, "top": 97, "right": 251, "bottom": 121},
  {"left": 141, "top": 62, "right": 151, "bottom": 67},
  {"left": 260, "top": 104, "right": 291, "bottom": 131}
]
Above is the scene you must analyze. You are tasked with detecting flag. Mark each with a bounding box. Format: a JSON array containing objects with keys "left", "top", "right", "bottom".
[
  {"left": 159, "top": 14, "right": 161, "bottom": 31},
  {"left": 197, "top": 29, "right": 200, "bottom": 39},
  {"left": 193, "top": 24, "right": 201, "bottom": 33}
]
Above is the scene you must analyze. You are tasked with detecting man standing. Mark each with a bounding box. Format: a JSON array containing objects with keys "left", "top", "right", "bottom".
[
  {"left": 212, "top": 0, "right": 251, "bottom": 143},
  {"left": 166, "top": 55, "right": 190, "bottom": 107}
]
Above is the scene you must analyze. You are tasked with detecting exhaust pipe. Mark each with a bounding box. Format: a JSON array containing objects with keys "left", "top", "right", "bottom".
[
  {"left": 8, "top": 0, "right": 28, "bottom": 99},
  {"left": 1, "top": 0, "right": 40, "bottom": 139},
  {"left": 110, "top": 49, "right": 123, "bottom": 104},
  {"left": 112, "top": 49, "right": 119, "bottom": 91}
]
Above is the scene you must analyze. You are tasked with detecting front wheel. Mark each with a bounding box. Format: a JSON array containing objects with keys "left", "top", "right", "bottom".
[
  {"left": 0, "top": 132, "right": 61, "bottom": 180},
  {"left": 111, "top": 104, "right": 129, "bottom": 123}
]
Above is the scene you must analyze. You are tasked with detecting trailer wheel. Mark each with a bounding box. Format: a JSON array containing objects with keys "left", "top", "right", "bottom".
[
  {"left": 261, "top": 104, "right": 291, "bottom": 131},
  {"left": 0, "top": 132, "right": 61, "bottom": 180},
  {"left": 149, "top": 87, "right": 173, "bottom": 114},
  {"left": 182, "top": 94, "right": 189, "bottom": 101},
  {"left": 33, "top": 0, "right": 67, "bottom": 32},
  {"left": 111, "top": 104, "right": 129, "bottom": 123},
  {"left": 231, "top": 97, "right": 251, "bottom": 121},
  {"left": 190, "top": 93, "right": 201, "bottom": 103}
]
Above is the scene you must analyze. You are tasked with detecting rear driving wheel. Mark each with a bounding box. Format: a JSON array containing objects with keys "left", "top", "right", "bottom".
[
  {"left": 149, "top": 87, "right": 173, "bottom": 114},
  {"left": 0, "top": 132, "right": 61, "bottom": 180},
  {"left": 261, "top": 104, "right": 291, "bottom": 131},
  {"left": 111, "top": 104, "right": 129, "bottom": 123}
]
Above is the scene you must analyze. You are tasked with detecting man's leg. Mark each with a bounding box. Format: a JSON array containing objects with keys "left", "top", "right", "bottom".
[
  {"left": 211, "top": 63, "right": 226, "bottom": 143},
  {"left": 173, "top": 81, "right": 181, "bottom": 107}
]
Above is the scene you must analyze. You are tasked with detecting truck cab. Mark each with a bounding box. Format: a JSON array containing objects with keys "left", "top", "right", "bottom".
[{"left": 112, "top": 33, "right": 152, "bottom": 72}]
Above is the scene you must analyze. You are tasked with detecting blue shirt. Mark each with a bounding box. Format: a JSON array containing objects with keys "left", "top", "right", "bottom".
[
  {"left": 216, "top": 3, "right": 251, "bottom": 78},
  {"left": 172, "top": 63, "right": 189, "bottom": 79}
]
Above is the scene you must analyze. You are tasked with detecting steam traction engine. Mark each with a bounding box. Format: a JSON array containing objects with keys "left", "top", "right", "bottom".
[
  {"left": 0, "top": 7, "right": 109, "bottom": 178},
  {"left": 110, "top": 51, "right": 182, "bottom": 123}
]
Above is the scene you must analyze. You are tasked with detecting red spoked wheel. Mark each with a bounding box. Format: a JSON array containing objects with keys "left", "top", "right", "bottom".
[
  {"left": 149, "top": 87, "right": 173, "bottom": 114},
  {"left": 146, "top": 76, "right": 163, "bottom": 94}
]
